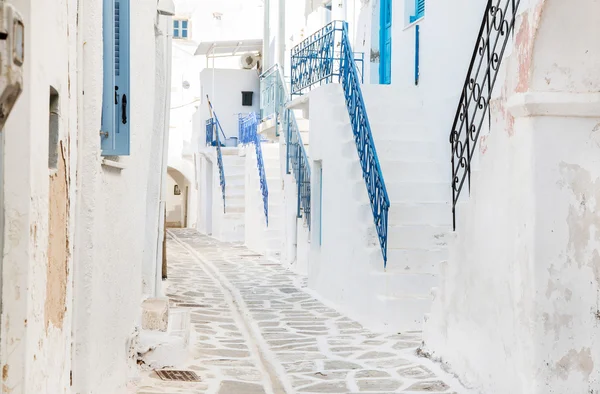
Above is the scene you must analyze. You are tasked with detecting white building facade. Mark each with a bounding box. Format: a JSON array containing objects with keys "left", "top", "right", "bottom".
[
  {"left": 1, "top": 0, "right": 174, "bottom": 392},
  {"left": 255, "top": 0, "right": 600, "bottom": 393}
]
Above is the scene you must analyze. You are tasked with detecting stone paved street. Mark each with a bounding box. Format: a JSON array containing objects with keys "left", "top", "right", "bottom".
[{"left": 133, "top": 229, "right": 468, "bottom": 394}]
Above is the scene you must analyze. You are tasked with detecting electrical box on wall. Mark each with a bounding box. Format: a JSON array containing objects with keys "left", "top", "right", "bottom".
[
  {"left": 0, "top": 3, "right": 24, "bottom": 130},
  {"left": 241, "top": 91, "right": 253, "bottom": 106}
]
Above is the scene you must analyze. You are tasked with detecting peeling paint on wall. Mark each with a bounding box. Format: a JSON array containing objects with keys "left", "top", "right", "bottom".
[
  {"left": 553, "top": 348, "right": 594, "bottom": 380},
  {"left": 45, "top": 141, "right": 69, "bottom": 331}
]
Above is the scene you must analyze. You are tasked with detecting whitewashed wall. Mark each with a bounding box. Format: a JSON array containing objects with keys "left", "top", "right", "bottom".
[
  {"left": 72, "top": 1, "right": 166, "bottom": 393},
  {"left": 0, "top": 0, "right": 167, "bottom": 393},
  {"left": 1, "top": 0, "right": 78, "bottom": 391},
  {"left": 198, "top": 68, "right": 260, "bottom": 140},
  {"left": 424, "top": 1, "right": 600, "bottom": 393}
]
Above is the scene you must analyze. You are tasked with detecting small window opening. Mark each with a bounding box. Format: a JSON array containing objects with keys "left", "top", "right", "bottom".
[
  {"left": 49, "top": 87, "right": 60, "bottom": 170},
  {"left": 241, "top": 91, "right": 253, "bottom": 106}
]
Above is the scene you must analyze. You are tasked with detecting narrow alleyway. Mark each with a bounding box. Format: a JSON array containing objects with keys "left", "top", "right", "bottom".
[{"left": 134, "top": 229, "right": 465, "bottom": 394}]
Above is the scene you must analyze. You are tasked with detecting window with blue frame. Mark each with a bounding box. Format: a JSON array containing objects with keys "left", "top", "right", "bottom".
[
  {"left": 410, "top": 0, "right": 425, "bottom": 23},
  {"left": 101, "top": 0, "right": 130, "bottom": 156},
  {"left": 173, "top": 19, "right": 189, "bottom": 39}
]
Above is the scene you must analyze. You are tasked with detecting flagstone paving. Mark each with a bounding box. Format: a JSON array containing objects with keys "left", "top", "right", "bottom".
[{"left": 132, "top": 229, "right": 467, "bottom": 394}]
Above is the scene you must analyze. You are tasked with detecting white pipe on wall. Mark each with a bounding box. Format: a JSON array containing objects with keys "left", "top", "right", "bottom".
[
  {"left": 155, "top": 12, "right": 173, "bottom": 297},
  {"left": 262, "top": 0, "right": 270, "bottom": 69}
]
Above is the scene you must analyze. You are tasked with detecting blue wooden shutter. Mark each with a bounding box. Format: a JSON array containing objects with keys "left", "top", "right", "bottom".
[
  {"left": 101, "top": 0, "right": 131, "bottom": 156},
  {"left": 411, "top": 0, "right": 425, "bottom": 22}
]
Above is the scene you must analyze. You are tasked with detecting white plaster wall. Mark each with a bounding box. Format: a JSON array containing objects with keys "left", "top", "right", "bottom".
[
  {"left": 1, "top": 0, "right": 167, "bottom": 392},
  {"left": 244, "top": 146, "right": 267, "bottom": 253},
  {"left": 305, "top": 84, "right": 390, "bottom": 330},
  {"left": 198, "top": 68, "right": 260, "bottom": 140},
  {"left": 166, "top": 171, "right": 187, "bottom": 227},
  {"left": 1, "top": 0, "right": 78, "bottom": 391},
  {"left": 142, "top": 12, "right": 173, "bottom": 298},
  {"left": 424, "top": 1, "right": 600, "bottom": 393},
  {"left": 72, "top": 1, "right": 165, "bottom": 393}
]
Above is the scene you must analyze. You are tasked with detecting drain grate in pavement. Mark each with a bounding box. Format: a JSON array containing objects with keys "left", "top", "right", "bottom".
[
  {"left": 176, "top": 303, "right": 210, "bottom": 308},
  {"left": 155, "top": 370, "right": 201, "bottom": 382}
]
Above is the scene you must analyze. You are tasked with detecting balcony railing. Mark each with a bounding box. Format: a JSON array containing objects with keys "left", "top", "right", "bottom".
[
  {"left": 290, "top": 21, "right": 389, "bottom": 265},
  {"left": 258, "top": 64, "right": 311, "bottom": 226},
  {"left": 206, "top": 116, "right": 227, "bottom": 213},
  {"left": 259, "top": 64, "right": 286, "bottom": 133},
  {"left": 291, "top": 20, "right": 364, "bottom": 96},
  {"left": 285, "top": 108, "right": 311, "bottom": 226},
  {"left": 239, "top": 112, "right": 269, "bottom": 226},
  {"left": 450, "top": 0, "right": 520, "bottom": 229}
]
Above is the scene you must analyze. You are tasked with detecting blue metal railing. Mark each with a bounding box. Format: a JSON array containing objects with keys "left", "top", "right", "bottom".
[
  {"left": 291, "top": 20, "right": 364, "bottom": 96},
  {"left": 284, "top": 108, "right": 311, "bottom": 226},
  {"left": 258, "top": 63, "right": 312, "bottom": 226},
  {"left": 290, "top": 20, "right": 390, "bottom": 265},
  {"left": 206, "top": 116, "right": 226, "bottom": 213},
  {"left": 259, "top": 65, "right": 286, "bottom": 133},
  {"left": 239, "top": 112, "right": 269, "bottom": 226}
]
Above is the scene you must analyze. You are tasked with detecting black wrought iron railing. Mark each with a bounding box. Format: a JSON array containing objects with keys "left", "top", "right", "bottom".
[{"left": 450, "top": 0, "right": 520, "bottom": 229}]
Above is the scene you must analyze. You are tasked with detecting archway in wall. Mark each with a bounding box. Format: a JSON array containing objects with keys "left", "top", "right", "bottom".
[{"left": 166, "top": 167, "right": 192, "bottom": 228}]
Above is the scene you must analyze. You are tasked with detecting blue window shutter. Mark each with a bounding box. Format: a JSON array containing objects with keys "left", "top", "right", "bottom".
[
  {"left": 173, "top": 28, "right": 179, "bottom": 38},
  {"left": 101, "top": 0, "right": 131, "bottom": 156},
  {"left": 182, "top": 29, "right": 188, "bottom": 38},
  {"left": 182, "top": 20, "right": 188, "bottom": 28},
  {"left": 410, "top": 0, "right": 425, "bottom": 22},
  {"left": 173, "top": 20, "right": 179, "bottom": 28}
]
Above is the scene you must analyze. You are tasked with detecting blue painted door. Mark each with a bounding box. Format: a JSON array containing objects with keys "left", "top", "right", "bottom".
[
  {"left": 379, "top": 0, "right": 392, "bottom": 84},
  {"left": 101, "top": 0, "right": 131, "bottom": 156}
]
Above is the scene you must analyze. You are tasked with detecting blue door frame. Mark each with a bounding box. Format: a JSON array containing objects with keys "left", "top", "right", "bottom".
[{"left": 379, "top": 0, "right": 392, "bottom": 84}]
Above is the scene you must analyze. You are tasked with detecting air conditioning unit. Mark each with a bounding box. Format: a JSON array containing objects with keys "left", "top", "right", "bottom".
[{"left": 239, "top": 53, "right": 258, "bottom": 69}]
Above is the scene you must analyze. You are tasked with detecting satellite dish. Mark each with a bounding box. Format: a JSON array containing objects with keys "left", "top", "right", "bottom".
[{"left": 182, "top": 81, "right": 190, "bottom": 89}]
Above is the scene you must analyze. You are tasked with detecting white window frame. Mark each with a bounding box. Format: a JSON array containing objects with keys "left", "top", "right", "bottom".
[{"left": 173, "top": 18, "right": 190, "bottom": 39}]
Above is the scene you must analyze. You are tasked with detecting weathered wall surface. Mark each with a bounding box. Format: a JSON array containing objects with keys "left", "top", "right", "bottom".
[
  {"left": 424, "top": 1, "right": 600, "bottom": 393},
  {"left": 72, "top": 0, "right": 165, "bottom": 393},
  {"left": 1, "top": 0, "right": 77, "bottom": 391}
]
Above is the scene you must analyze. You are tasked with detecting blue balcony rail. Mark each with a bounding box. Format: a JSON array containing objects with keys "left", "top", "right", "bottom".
[
  {"left": 260, "top": 62, "right": 312, "bottom": 227},
  {"left": 259, "top": 64, "right": 287, "bottom": 134},
  {"left": 291, "top": 20, "right": 365, "bottom": 96},
  {"left": 284, "top": 108, "right": 311, "bottom": 227},
  {"left": 206, "top": 115, "right": 227, "bottom": 213},
  {"left": 239, "top": 112, "right": 269, "bottom": 226},
  {"left": 290, "top": 20, "right": 390, "bottom": 266}
]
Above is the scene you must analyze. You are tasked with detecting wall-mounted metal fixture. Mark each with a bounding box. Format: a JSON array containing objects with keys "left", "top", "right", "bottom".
[
  {"left": 0, "top": 3, "right": 24, "bottom": 129},
  {"left": 174, "top": 184, "right": 181, "bottom": 195}
]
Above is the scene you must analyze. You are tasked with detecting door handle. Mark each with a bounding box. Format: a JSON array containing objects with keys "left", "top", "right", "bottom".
[{"left": 121, "top": 94, "right": 127, "bottom": 124}]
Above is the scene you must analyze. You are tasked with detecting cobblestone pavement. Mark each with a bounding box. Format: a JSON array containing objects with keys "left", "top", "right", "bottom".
[{"left": 133, "top": 229, "right": 467, "bottom": 394}]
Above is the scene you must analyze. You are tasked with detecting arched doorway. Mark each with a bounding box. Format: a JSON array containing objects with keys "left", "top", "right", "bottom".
[{"left": 166, "top": 167, "right": 191, "bottom": 228}]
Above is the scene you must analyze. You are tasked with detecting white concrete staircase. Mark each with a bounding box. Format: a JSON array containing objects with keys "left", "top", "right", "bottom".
[
  {"left": 244, "top": 142, "right": 285, "bottom": 258},
  {"left": 213, "top": 148, "right": 246, "bottom": 242},
  {"left": 363, "top": 86, "right": 453, "bottom": 329},
  {"left": 305, "top": 83, "right": 452, "bottom": 331}
]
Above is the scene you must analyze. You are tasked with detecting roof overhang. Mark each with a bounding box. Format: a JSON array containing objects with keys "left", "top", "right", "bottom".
[{"left": 194, "top": 39, "right": 263, "bottom": 58}]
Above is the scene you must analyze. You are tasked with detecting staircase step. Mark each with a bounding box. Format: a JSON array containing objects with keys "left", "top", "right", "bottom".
[
  {"left": 385, "top": 183, "right": 450, "bottom": 203},
  {"left": 383, "top": 249, "right": 447, "bottom": 274},
  {"left": 388, "top": 202, "right": 452, "bottom": 225},
  {"left": 369, "top": 122, "right": 436, "bottom": 142},
  {"left": 375, "top": 140, "right": 445, "bottom": 162},
  {"left": 370, "top": 271, "right": 438, "bottom": 298},
  {"left": 388, "top": 225, "right": 450, "bottom": 249},
  {"left": 379, "top": 160, "right": 447, "bottom": 183}
]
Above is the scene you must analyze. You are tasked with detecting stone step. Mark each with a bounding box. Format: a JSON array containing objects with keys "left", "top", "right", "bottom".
[
  {"left": 385, "top": 183, "right": 450, "bottom": 204},
  {"left": 388, "top": 202, "right": 452, "bottom": 225},
  {"left": 387, "top": 225, "right": 450, "bottom": 250}
]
